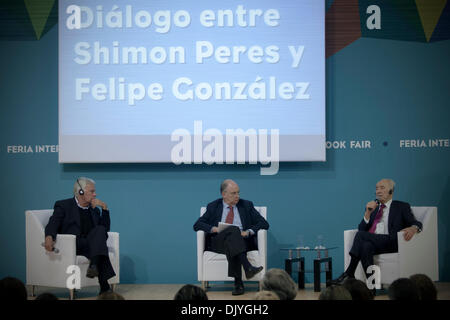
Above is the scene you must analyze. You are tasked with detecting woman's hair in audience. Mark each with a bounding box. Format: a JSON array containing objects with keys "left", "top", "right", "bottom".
[
  {"left": 261, "top": 268, "right": 297, "bottom": 300},
  {"left": 255, "top": 290, "right": 280, "bottom": 300}
]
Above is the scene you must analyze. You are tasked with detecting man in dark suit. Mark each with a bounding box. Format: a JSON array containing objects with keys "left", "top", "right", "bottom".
[
  {"left": 44, "top": 177, "right": 115, "bottom": 294},
  {"left": 330, "top": 179, "right": 422, "bottom": 287},
  {"left": 193, "top": 179, "right": 269, "bottom": 295}
]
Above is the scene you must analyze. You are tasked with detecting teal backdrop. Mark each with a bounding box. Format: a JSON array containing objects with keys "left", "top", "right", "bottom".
[{"left": 0, "top": 0, "right": 449, "bottom": 285}]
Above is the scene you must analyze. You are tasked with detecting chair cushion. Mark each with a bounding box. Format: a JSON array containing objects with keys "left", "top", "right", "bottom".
[
  {"left": 203, "top": 250, "right": 260, "bottom": 264},
  {"left": 374, "top": 253, "right": 399, "bottom": 264},
  {"left": 202, "top": 250, "right": 263, "bottom": 281},
  {"left": 373, "top": 253, "right": 400, "bottom": 284}
]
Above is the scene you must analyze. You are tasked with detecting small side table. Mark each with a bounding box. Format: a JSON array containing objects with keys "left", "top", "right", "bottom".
[
  {"left": 280, "top": 248, "right": 305, "bottom": 289},
  {"left": 281, "top": 247, "right": 337, "bottom": 292}
]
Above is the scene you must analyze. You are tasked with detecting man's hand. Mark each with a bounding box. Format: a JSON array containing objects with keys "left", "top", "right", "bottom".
[
  {"left": 91, "top": 198, "right": 108, "bottom": 211},
  {"left": 211, "top": 227, "right": 219, "bottom": 233},
  {"left": 364, "top": 200, "right": 378, "bottom": 220},
  {"left": 401, "top": 226, "right": 418, "bottom": 241},
  {"left": 241, "top": 230, "right": 249, "bottom": 238},
  {"left": 44, "top": 235, "right": 55, "bottom": 252}
]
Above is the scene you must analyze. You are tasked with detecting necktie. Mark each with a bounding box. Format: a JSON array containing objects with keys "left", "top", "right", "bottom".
[
  {"left": 225, "top": 206, "right": 234, "bottom": 224},
  {"left": 369, "top": 204, "right": 386, "bottom": 233}
]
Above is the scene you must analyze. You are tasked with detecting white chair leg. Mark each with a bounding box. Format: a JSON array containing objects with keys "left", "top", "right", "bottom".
[
  {"left": 69, "top": 289, "right": 75, "bottom": 300},
  {"left": 111, "top": 284, "right": 116, "bottom": 292}
]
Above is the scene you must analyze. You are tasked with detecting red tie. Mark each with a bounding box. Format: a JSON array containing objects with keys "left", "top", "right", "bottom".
[
  {"left": 225, "top": 206, "right": 234, "bottom": 224},
  {"left": 369, "top": 204, "right": 386, "bottom": 233}
]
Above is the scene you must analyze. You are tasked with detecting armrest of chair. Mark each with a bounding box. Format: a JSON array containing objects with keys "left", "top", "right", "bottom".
[
  {"left": 397, "top": 226, "right": 434, "bottom": 258},
  {"left": 344, "top": 229, "right": 357, "bottom": 249},
  {"left": 397, "top": 212, "right": 439, "bottom": 280},
  {"left": 257, "top": 229, "right": 267, "bottom": 269},
  {"left": 54, "top": 234, "right": 77, "bottom": 261},
  {"left": 197, "top": 231, "right": 205, "bottom": 281},
  {"left": 27, "top": 234, "right": 77, "bottom": 288},
  {"left": 107, "top": 232, "right": 120, "bottom": 283},
  {"left": 107, "top": 232, "right": 119, "bottom": 254},
  {"left": 343, "top": 229, "right": 358, "bottom": 270}
]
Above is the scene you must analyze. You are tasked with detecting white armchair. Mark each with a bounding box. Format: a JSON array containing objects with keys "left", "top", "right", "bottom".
[
  {"left": 344, "top": 207, "right": 438, "bottom": 286},
  {"left": 25, "top": 210, "right": 120, "bottom": 299},
  {"left": 197, "top": 206, "right": 267, "bottom": 290}
]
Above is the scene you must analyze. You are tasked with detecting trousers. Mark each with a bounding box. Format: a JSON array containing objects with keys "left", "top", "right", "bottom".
[
  {"left": 76, "top": 225, "right": 116, "bottom": 282},
  {"left": 210, "top": 226, "right": 257, "bottom": 278},
  {"left": 349, "top": 231, "right": 397, "bottom": 273}
]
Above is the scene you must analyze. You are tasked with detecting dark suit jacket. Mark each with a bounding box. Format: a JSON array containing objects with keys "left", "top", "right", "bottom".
[
  {"left": 193, "top": 198, "right": 269, "bottom": 233},
  {"left": 45, "top": 197, "right": 111, "bottom": 240},
  {"left": 193, "top": 198, "right": 269, "bottom": 251},
  {"left": 358, "top": 200, "right": 422, "bottom": 243}
]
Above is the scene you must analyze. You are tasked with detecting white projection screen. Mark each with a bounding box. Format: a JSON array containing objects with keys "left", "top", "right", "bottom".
[{"left": 58, "top": 0, "right": 325, "bottom": 164}]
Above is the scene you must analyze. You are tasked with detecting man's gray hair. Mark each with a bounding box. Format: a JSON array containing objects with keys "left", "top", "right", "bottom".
[
  {"left": 261, "top": 268, "right": 297, "bottom": 300},
  {"left": 73, "top": 177, "right": 95, "bottom": 196},
  {"left": 382, "top": 178, "right": 396, "bottom": 193},
  {"left": 220, "top": 179, "right": 234, "bottom": 194}
]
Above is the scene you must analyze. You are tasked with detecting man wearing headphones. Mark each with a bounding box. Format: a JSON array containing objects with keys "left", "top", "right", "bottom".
[
  {"left": 44, "top": 177, "right": 115, "bottom": 294},
  {"left": 330, "top": 179, "right": 422, "bottom": 287}
]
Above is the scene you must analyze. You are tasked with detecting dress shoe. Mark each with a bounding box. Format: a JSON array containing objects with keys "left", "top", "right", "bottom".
[
  {"left": 86, "top": 265, "right": 99, "bottom": 278},
  {"left": 232, "top": 283, "right": 245, "bottom": 296},
  {"left": 245, "top": 266, "right": 263, "bottom": 279},
  {"left": 327, "top": 272, "right": 354, "bottom": 286}
]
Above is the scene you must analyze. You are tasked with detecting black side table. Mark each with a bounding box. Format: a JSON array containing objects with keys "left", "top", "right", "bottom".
[
  {"left": 281, "top": 247, "right": 337, "bottom": 292},
  {"left": 281, "top": 248, "right": 305, "bottom": 289},
  {"left": 313, "top": 249, "right": 334, "bottom": 292}
]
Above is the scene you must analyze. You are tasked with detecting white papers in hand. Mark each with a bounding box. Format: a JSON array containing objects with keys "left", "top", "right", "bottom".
[{"left": 217, "top": 222, "right": 234, "bottom": 233}]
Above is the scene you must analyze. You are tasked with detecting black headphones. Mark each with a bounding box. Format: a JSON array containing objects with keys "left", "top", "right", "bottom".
[{"left": 76, "top": 179, "right": 84, "bottom": 195}]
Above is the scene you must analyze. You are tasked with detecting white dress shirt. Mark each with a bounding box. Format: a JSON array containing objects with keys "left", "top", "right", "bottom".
[{"left": 75, "top": 196, "right": 89, "bottom": 210}]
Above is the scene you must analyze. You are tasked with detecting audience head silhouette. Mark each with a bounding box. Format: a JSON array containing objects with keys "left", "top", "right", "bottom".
[
  {"left": 174, "top": 284, "right": 208, "bottom": 300},
  {"left": 319, "top": 285, "right": 352, "bottom": 300},
  {"left": 35, "top": 292, "right": 59, "bottom": 300},
  {"left": 97, "top": 291, "right": 125, "bottom": 300},
  {"left": 261, "top": 268, "right": 297, "bottom": 300},
  {"left": 409, "top": 274, "right": 437, "bottom": 300},
  {"left": 388, "top": 278, "right": 420, "bottom": 300},
  {"left": 255, "top": 290, "right": 280, "bottom": 300},
  {"left": 342, "top": 278, "right": 374, "bottom": 300},
  {"left": 0, "top": 277, "right": 28, "bottom": 300}
]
